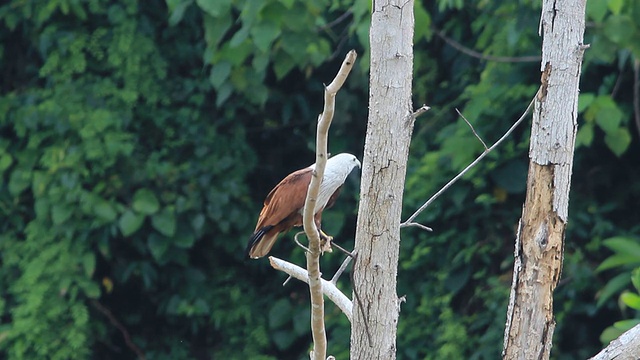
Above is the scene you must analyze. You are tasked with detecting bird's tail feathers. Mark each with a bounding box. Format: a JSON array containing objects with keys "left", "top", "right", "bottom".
[{"left": 246, "top": 226, "right": 276, "bottom": 259}]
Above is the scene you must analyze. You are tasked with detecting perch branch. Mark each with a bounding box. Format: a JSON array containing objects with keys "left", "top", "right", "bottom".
[
  {"left": 269, "top": 256, "right": 353, "bottom": 322},
  {"left": 401, "top": 95, "right": 536, "bottom": 227},
  {"left": 303, "top": 49, "right": 357, "bottom": 360}
]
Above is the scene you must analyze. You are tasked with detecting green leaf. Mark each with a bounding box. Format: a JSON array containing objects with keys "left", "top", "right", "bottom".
[
  {"left": 148, "top": 233, "right": 170, "bottom": 261},
  {"left": 608, "top": 0, "right": 625, "bottom": 15},
  {"left": 604, "top": 128, "right": 632, "bottom": 157},
  {"left": 414, "top": 2, "right": 432, "bottom": 41},
  {"left": 250, "top": 22, "right": 281, "bottom": 53},
  {"left": 597, "top": 273, "right": 631, "bottom": 307},
  {"left": 119, "top": 210, "right": 145, "bottom": 236},
  {"left": 196, "top": 0, "right": 230, "bottom": 17},
  {"left": 167, "top": 0, "right": 194, "bottom": 26},
  {"left": 8, "top": 169, "right": 32, "bottom": 196},
  {"left": 51, "top": 204, "right": 73, "bottom": 225},
  {"left": 620, "top": 291, "right": 640, "bottom": 310},
  {"left": 600, "top": 325, "right": 624, "bottom": 344},
  {"left": 268, "top": 299, "right": 292, "bottom": 329},
  {"left": 603, "top": 15, "right": 636, "bottom": 45},
  {"left": 603, "top": 237, "right": 640, "bottom": 257},
  {"left": 151, "top": 208, "right": 177, "bottom": 237},
  {"left": 81, "top": 280, "right": 101, "bottom": 299},
  {"left": 203, "top": 14, "right": 232, "bottom": 49},
  {"left": 590, "top": 96, "right": 623, "bottom": 134},
  {"left": 133, "top": 188, "right": 160, "bottom": 215},
  {"left": 191, "top": 213, "right": 205, "bottom": 232},
  {"left": 210, "top": 61, "right": 232, "bottom": 89},
  {"left": 587, "top": 0, "right": 608, "bottom": 22},
  {"left": 94, "top": 200, "right": 118, "bottom": 222},
  {"left": 82, "top": 253, "right": 96, "bottom": 277},
  {"left": 0, "top": 153, "right": 13, "bottom": 172},
  {"left": 576, "top": 123, "right": 594, "bottom": 147},
  {"left": 578, "top": 93, "right": 595, "bottom": 113},
  {"left": 229, "top": 25, "right": 251, "bottom": 47},
  {"left": 632, "top": 268, "right": 640, "bottom": 292},
  {"left": 597, "top": 254, "right": 640, "bottom": 272},
  {"left": 173, "top": 229, "right": 195, "bottom": 248},
  {"left": 613, "top": 319, "right": 640, "bottom": 331}
]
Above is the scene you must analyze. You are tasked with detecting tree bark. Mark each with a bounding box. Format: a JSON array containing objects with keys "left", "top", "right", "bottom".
[
  {"left": 502, "top": 0, "right": 587, "bottom": 359},
  {"left": 350, "top": 1, "right": 414, "bottom": 359}
]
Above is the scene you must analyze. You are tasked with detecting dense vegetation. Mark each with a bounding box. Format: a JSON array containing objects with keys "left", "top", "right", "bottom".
[{"left": 0, "top": 0, "right": 639, "bottom": 358}]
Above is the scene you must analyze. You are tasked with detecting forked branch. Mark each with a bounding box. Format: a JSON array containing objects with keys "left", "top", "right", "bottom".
[
  {"left": 401, "top": 96, "right": 536, "bottom": 228},
  {"left": 269, "top": 256, "right": 353, "bottom": 321}
]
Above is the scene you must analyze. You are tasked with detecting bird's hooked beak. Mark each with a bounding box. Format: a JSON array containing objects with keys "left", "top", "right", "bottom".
[{"left": 355, "top": 158, "right": 362, "bottom": 169}]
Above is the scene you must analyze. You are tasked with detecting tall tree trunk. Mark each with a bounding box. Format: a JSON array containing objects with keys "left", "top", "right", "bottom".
[
  {"left": 350, "top": 0, "right": 414, "bottom": 358},
  {"left": 502, "top": 0, "right": 587, "bottom": 359}
]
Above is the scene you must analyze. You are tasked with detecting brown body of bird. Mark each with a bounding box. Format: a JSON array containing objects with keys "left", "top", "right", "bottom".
[{"left": 246, "top": 153, "right": 360, "bottom": 259}]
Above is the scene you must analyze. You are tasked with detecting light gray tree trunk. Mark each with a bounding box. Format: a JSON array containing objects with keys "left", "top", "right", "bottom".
[
  {"left": 502, "top": 0, "right": 587, "bottom": 358},
  {"left": 350, "top": 0, "right": 414, "bottom": 359}
]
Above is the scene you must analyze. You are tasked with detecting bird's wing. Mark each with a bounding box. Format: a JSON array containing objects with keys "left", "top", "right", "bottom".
[{"left": 255, "top": 167, "right": 312, "bottom": 230}]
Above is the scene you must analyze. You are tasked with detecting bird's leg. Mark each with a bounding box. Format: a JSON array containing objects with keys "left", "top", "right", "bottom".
[
  {"left": 318, "top": 229, "right": 334, "bottom": 254},
  {"left": 319, "top": 229, "right": 359, "bottom": 259}
]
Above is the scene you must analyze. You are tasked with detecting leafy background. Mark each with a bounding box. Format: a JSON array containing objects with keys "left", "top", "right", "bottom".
[{"left": 0, "top": 0, "right": 639, "bottom": 359}]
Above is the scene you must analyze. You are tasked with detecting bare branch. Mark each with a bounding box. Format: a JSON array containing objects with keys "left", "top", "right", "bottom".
[
  {"left": 402, "top": 96, "right": 536, "bottom": 226},
  {"left": 413, "top": 105, "right": 431, "bottom": 118},
  {"left": 269, "top": 256, "right": 353, "bottom": 322},
  {"left": 303, "top": 49, "right": 357, "bottom": 360},
  {"left": 456, "top": 108, "right": 488, "bottom": 150},
  {"left": 589, "top": 323, "right": 640, "bottom": 360},
  {"left": 433, "top": 28, "right": 541, "bottom": 63},
  {"left": 91, "top": 300, "right": 146, "bottom": 360},
  {"left": 294, "top": 231, "right": 311, "bottom": 253},
  {"left": 316, "top": 11, "right": 353, "bottom": 33},
  {"left": 331, "top": 252, "right": 355, "bottom": 284},
  {"left": 634, "top": 59, "right": 640, "bottom": 140},
  {"left": 399, "top": 221, "right": 433, "bottom": 231}
]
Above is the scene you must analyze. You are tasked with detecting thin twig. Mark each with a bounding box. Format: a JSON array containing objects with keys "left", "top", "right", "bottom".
[
  {"left": 434, "top": 28, "right": 541, "bottom": 63},
  {"left": 317, "top": 11, "right": 353, "bottom": 32},
  {"left": 331, "top": 241, "right": 356, "bottom": 258},
  {"left": 400, "top": 222, "right": 433, "bottom": 231},
  {"left": 91, "top": 300, "right": 146, "bottom": 360},
  {"left": 331, "top": 252, "right": 356, "bottom": 284},
  {"left": 634, "top": 59, "right": 640, "bottom": 140},
  {"left": 456, "top": 108, "right": 488, "bottom": 150},
  {"left": 294, "top": 231, "right": 311, "bottom": 253},
  {"left": 402, "top": 95, "right": 536, "bottom": 227}
]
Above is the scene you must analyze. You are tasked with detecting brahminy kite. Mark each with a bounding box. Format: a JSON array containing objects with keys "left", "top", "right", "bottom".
[{"left": 246, "top": 153, "right": 361, "bottom": 259}]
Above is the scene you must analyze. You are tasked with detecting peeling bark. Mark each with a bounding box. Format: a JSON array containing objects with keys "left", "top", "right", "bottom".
[{"left": 502, "top": 0, "right": 587, "bottom": 359}]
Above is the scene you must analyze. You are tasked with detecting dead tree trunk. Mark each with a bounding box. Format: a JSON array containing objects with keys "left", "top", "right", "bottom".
[
  {"left": 502, "top": 0, "right": 587, "bottom": 359},
  {"left": 350, "top": 0, "right": 415, "bottom": 358}
]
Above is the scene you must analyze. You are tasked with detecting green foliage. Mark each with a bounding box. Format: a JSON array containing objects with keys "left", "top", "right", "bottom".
[{"left": 596, "top": 237, "right": 640, "bottom": 343}]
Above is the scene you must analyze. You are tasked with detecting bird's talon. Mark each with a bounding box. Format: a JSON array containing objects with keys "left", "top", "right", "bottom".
[{"left": 320, "top": 234, "right": 334, "bottom": 254}]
